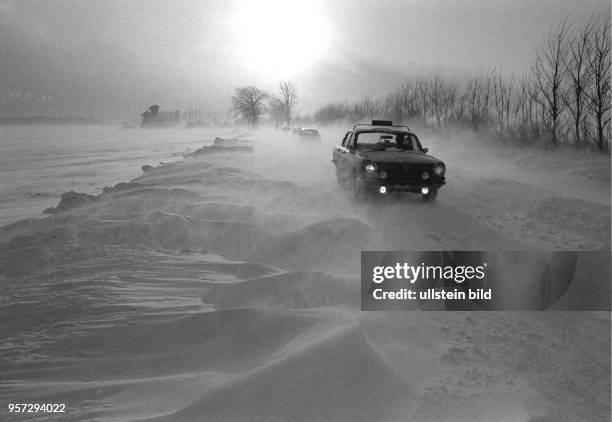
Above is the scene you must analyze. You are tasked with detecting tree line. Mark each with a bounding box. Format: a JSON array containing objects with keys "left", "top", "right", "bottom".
[
  {"left": 231, "top": 81, "right": 297, "bottom": 128},
  {"left": 313, "top": 18, "right": 610, "bottom": 151}
]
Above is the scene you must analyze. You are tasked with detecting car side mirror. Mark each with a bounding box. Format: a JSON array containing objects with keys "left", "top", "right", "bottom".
[{"left": 422, "top": 148, "right": 429, "bottom": 153}]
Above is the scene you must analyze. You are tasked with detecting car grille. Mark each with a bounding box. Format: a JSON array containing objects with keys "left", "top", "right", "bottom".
[{"left": 378, "top": 163, "right": 437, "bottom": 182}]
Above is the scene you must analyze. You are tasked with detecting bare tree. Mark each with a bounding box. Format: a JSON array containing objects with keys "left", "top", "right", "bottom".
[
  {"left": 563, "top": 18, "right": 595, "bottom": 146},
  {"left": 231, "top": 86, "right": 268, "bottom": 127},
  {"left": 353, "top": 98, "right": 379, "bottom": 121},
  {"left": 466, "top": 76, "right": 483, "bottom": 128},
  {"left": 429, "top": 75, "right": 457, "bottom": 127},
  {"left": 513, "top": 77, "right": 542, "bottom": 142},
  {"left": 532, "top": 19, "right": 570, "bottom": 145},
  {"left": 267, "top": 96, "right": 285, "bottom": 128},
  {"left": 278, "top": 81, "right": 298, "bottom": 127},
  {"left": 430, "top": 75, "right": 444, "bottom": 127},
  {"left": 415, "top": 77, "right": 430, "bottom": 123},
  {"left": 493, "top": 70, "right": 516, "bottom": 135},
  {"left": 383, "top": 84, "right": 418, "bottom": 124},
  {"left": 585, "top": 19, "right": 611, "bottom": 151},
  {"left": 382, "top": 90, "right": 405, "bottom": 123},
  {"left": 454, "top": 88, "right": 469, "bottom": 123},
  {"left": 464, "top": 72, "right": 494, "bottom": 129},
  {"left": 313, "top": 102, "right": 348, "bottom": 124}
]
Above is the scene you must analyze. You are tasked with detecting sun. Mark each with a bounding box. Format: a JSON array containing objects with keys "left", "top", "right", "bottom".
[{"left": 231, "top": 0, "right": 331, "bottom": 79}]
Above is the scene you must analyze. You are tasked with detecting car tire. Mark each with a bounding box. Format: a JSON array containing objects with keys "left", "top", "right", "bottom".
[{"left": 422, "top": 188, "right": 438, "bottom": 201}]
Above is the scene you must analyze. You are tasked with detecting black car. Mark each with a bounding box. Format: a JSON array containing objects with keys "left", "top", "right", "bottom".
[{"left": 332, "top": 120, "right": 446, "bottom": 200}]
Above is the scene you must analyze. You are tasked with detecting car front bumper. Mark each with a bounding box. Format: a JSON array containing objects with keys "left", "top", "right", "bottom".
[{"left": 360, "top": 178, "right": 446, "bottom": 194}]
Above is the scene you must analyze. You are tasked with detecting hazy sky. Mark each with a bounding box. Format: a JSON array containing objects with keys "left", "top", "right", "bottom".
[{"left": 0, "top": 0, "right": 609, "bottom": 120}]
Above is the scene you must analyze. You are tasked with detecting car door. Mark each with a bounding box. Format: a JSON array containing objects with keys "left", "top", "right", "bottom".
[
  {"left": 344, "top": 132, "right": 363, "bottom": 177},
  {"left": 333, "top": 132, "right": 351, "bottom": 174}
]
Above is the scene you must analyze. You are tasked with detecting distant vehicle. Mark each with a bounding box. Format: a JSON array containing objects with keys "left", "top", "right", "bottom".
[
  {"left": 297, "top": 128, "right": 321, "bottom": 140},
  {"left": 332, "top": 120, "right": 446, "bottom": 200}
]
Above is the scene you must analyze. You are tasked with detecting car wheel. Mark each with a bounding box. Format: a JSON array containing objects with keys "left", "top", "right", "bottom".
[{"left": 422, "top": 188, "right": 438, "bottom": 201}]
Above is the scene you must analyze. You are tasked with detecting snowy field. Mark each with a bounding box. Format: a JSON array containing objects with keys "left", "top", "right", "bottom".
[{"left": 0, "top": 125, "right": 610, "bottom": 421}]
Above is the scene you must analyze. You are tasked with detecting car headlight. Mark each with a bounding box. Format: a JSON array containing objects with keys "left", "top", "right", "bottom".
[
  {"left": 365, "top": 163, "right": 376, "bottom": 173},
  {"left": 434, "top": 165, "right": 445, "bottom": 176}
]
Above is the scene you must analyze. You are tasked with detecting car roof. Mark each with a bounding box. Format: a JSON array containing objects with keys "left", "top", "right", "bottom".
[
  {"left": 353, "top": 127, "right": 412, "bottom": 135},
  {"left": 351, "top": 121, "right": 411, "bottom": 134}
]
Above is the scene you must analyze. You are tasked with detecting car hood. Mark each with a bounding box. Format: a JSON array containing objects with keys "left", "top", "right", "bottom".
[{"left": 359, "top": 150, "right": 444, "bottom": 165}]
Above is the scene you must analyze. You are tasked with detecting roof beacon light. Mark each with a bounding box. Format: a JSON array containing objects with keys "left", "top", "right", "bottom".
[{"left": 371, "top": 120, "right": 393, "bottom": 126}]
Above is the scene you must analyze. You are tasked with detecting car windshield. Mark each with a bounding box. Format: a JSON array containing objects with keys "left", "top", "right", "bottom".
[{"left": 356, "top": 132, "right": 422, "bottom": 152}]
